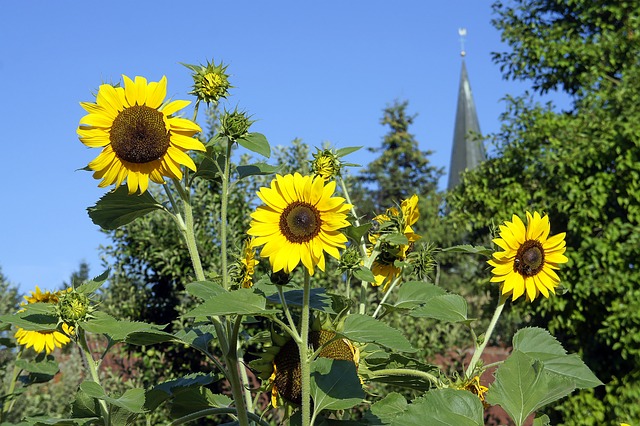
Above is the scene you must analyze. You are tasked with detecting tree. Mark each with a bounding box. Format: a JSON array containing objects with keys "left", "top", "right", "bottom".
[
  {"left": 447, "top": 0, "right": 640, "bottom": 423},
  {"left": 357, "top": 100, "right": 443, "bottom": 217}
]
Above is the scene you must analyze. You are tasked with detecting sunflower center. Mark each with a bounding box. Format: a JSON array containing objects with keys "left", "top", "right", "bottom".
[
  {"left": 514, "top": 240, "right": 545, "bottom": 276},
  {"left": 110, "top": 105, "right": 170, "bottom": 164},
  {"left": 280, "top": 202, "right": 322, "bottom": 243}
]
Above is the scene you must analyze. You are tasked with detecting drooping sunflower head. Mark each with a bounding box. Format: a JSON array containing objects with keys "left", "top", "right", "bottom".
[
  {"left": 78, "top": 75, "right": 205, "bottom": 194},
  {"left": 252, "top": 328, "right": 360, "bottom": 407},
  {"left": 459, "top": 375, "right": 489, "bottom": 408},
  {"left": 368, "top": 194, "right": 421, "bottom": 290},
  {"left": 14, "top": 287, "right": 73, "bottom": 355},
  {"left": 248, "top": 173, "right": 352, "bottom": 276},
  {"left": 488, "top": 211, "right": 568, "bottom": 302}
]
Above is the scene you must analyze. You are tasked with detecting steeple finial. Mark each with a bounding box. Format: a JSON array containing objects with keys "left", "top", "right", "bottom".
[{"left": 458, "top": 27, "right": 467, "bottom": 57}]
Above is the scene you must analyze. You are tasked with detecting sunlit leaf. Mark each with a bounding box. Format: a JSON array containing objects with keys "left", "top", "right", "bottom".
[
  {"left": 310, "top": 358, "right": 365, "bottom": 412},
  {"left": 486, "top": 350, "right": 575, "bottom": 426},
  {"left": 266, "top": 287, "right": 334, "bottom": 313},
  {"left": 237, "top": 162, "right": 278, "bottom": 180},
  {"left": 353, "top": 266, "right": 376, "bottom": 283},
  {"left": 87, "top": 185, "right": 164, "bottom": 230},
  {"left": 185, "top": 281, "right": 226, "bottom": 300},
  {"left": 237, "top": 132, "right": 271, "bottom": 158},
  {"left": 75, "top": 270, "right": 109, "bottom": 294},
  {"left": 182, "top": 288, "right": 278, "bottom": 317},
  {"left": 441, "top": 244, "right": 493, "bottom": 257},
  {"left": 340, "top": 314, "right": 416, "bottom": 353},
  {"left": 390, "top": 388, "right": 484, "bottom": 426},
  {"left": 410, "top": 293, "right": 469, "bottom": 323}
]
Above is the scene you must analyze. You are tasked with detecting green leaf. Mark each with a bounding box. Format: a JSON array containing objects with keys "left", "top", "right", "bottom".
[
  {"left": 15, "top": 359, "right": 59, "bottom": 376},
  {"left": 485, "top": 350, "right": 575, "bottom": 426},
  {"left": 173, "top": 325, "right": 217, "bottom": 353},
  {"left": 23, "top": 417, "right": 99, "bottom": 426},
  {"left": 353, "top": 266, "right": 376, "bottom": 283},
  {"left": 170, "top": 387, "right": 231, "bottom": 419},
  {"left": 366, "top": 392, "right": 408, "bottom": 424},
  {"left": 385, "top": 281, "right": 446, "bottom": 311},
  {"left": 381, "top": 234, "right": 409, "bottom": 245},
  {"left": 335, "top": 146, "right": 363, "bottom": 157},
  {"left": 185, "top": 281, "right": 226, "bottom": 300},
  {"left": 87, "top": 185, "right": 164, "bottom": 230},
  {"left": 76, "top": 270, "right": 109, "bottom": 294},
  {"left": 236, "top": 162, "right": 278, "bottom": 180},
  {"left": 266, "top": 287, "right": 334, "bottom": 313},
  {"left": 513, "top": 327, "right": 603, "bottom": 388},
  {"left": 0, "top": 304, "right": 58, "bottom": 331},
  {"left": 532, "top": 414, "right": 551, "bottom": 426},
  {"left": 440, "top": 244, "right": 493, "bottom": 257},
  {"left": 193, "top": 144, "right": 224, "bottom": 182},
  {"left": 390, "top": 388, "right": 484, "bottom": 426},
  {"left": 182, "top": 288, "right": 277, "bottom": 317},
  {"left": 310, "top": 358, "right": 365, "bottom": 412},
  {"left": 145, "top": 372, "right": 219, "bottom": 411},
  {"left": 410, "top": 294, "right": 469, "bottom": 323},
  {"left": 340, "top": 314, "right": 416, "bottom": 353},
  {"left": 344, "top": 223, "right": 372, "bottom": 243},
  {"left": 237, "top": 132, "right": 271, "bottom": 158},
  {"left": 79, "top": 381, "right": 146, "bottom": 414},
  {"left": 80, "top": 311, "right": 171, "bottom": 344}
]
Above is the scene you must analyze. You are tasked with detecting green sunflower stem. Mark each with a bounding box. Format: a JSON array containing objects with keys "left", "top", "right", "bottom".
[
  {"left": 368, "top": 368, "right": 443, "bottom": 388},
  {"left": 372, "top": 275, "right": 401, "bottom": 319},
  {"left": 220, "top": 138, "right": 233, "bottom": 290},
  {"left": 464, "top": 293, "right": 509, "bottom": 379},
  {"left": 359, "top": 247, "right": 380, "bottom": 315},
  {"left": 78, "top": 328, "right": 110, "bottom": 425},
  {"left": 299, "top": 270, "right": 313, "bottom": 426},
  {"left": 338, "top": 177, "right": 368, "bottom": 259},
  {"left": 2, "top": 350, "right": 23, "bottom": 420}
]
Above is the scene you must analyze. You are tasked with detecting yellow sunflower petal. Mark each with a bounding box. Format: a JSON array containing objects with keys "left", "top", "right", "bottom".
[{"left": 146, "top": 76, "right": 167, "bottom": 109}]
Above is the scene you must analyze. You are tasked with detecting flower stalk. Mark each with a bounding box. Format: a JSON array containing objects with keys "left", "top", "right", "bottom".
[
  {"left": 465, "top": 293, "right": 508, "bottom": 378},
  {"left": 299, "top": 270, "right": 312, "bottom": 426}
]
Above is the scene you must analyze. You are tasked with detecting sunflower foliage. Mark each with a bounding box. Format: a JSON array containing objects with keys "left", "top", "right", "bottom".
[{"left": 0, "top": 59, "right": 601, "bottom": 426}]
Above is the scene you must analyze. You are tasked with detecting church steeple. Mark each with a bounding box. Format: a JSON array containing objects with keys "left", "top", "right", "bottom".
[{"left": 447, "top": 29, "right": 486, "bottom": 190}]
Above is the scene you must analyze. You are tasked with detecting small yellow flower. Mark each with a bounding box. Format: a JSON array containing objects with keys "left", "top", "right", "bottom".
[
  {"left": 14, "top": 287, "right": 73, "bottom": 355},
  {"left": 488, "top": 211, "right": 568, "bottom": 302},
  {"left": 78, "top": 75, "right": 205, "bottom": 194},
  {"left": 240, "top": 239, "right": 258, "bottom": 288},
  {"left": 461, "top": 376, "right": 489, "bottom": 408},
  {"left": 311, "top": 148, "right": 342, "bottom": 180},
  {"left": 248, "top": 173, "right": 352, "bottom": 276}
]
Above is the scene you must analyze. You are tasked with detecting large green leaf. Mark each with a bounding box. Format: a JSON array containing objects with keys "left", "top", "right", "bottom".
[
  {"left": 173, "top": 325, "right": 217, "bottom": 353},
  {"left": 485, "top": 350, "right": 576, "bottom": 426},
  {"left": 79, "top": 311, "right": 172, "bottom": 344},
  {"left": 353, "top": 266, "right": 376, "bottom": 283},
  {"left": 236, "top": 132, "right": 271, "bottom": 158},
  {"left": 441, "top": 244, "right": 493, "bottom": 257},
  {"left": 145, "top": 373, "right": 219, "bottom": 412},
  {"left": 410, "top": 294, "right": 469, "bottom": 323},
  {"left": 185, "top": 281, "right": 226, "bottom": 300},
  {"left": 76, "top": 270, "right": 109, "bottom": 294},
  {"left": 385, "top": 281, "right": 446, "bottom": 311},
  {"left": 79, "top": 381, "right": 146, "bottom": 413},
  {"left": 0, "top": 303, "right": 58, "bottom": 331},
  {"left": 266, "top": 287, "right": 334, "bottom": 313},
  {"left": 87, "top": 185, "right": 164, "bottom": 230},
  {"left": 170, "top": 387, "right": 232, "bottom": 419},
  {"left": 390, "top": 388, "right": 484, "bottom": 426},
  {"left": 310, "top": 358, "right": 365, "bottom": 412},
  {"left": 15, "top": 359, "right": 59, "bottom": 376},
  {"left": 365, "top": 392, "right": 408, "bottom": 425},
  {"left": 182, "top": 288, "right": 277, "bottom": 317},
  {"left": 340, "top": 314, "right": 416, "bottom": 353},
  {"left": 23, "top": 417, "right": 99, "bottom": 426},
  {"left": 512, "top": 327, "right": 602, "bottom": 389},
  {"left": 236, "top": 162, "right": 278, "bottom": 180}
]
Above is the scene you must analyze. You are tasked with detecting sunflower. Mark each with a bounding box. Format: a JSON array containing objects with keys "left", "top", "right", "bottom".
[
  {"left": 369, "top": 194, "right": 421, "bottom": 291},
  {"left": 488, "top": 211, "right": 568, "bottom": 302},
  {"left": 460, "top": 375, "right": 490, "bottom": 408},
  {"left": 231, "top": 238, "right": 257, "bottom": 288},
  {"left": 78, "top": 75, "right": 205, "bottom": 194},
  {"left": 248, "top": 173, "right": 352, "bottom": 276},
  {"left": 252, "top": 328, "right": 360, "bottom": 408},
  {"left": 14, "top": 287, "right": 73, "bottom": 355}
]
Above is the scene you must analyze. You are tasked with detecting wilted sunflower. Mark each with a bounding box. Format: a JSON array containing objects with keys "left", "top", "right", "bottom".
[
  {"left": 459, "top": 375, "right": 489, "bottom": 408},
  {"left": 252, "top": 328, "right": 360, "bottom": 407},
  {"left": 248, "top": 173, "right": 352, "bottom": 276},
  {"left": 488, "top": 211, "right": 568, "bottom": 302},
  {"left": 78, "top": 75, "right": 205, "bottom": 194},
  {"left": 230, "top": 238, "right": 258, "bottom": 288},
  {"left": 369, "top": 194, "right": 421, "bottom": 291},
  {"left": 14, "top": 287, "right": 73, "bottom": 355}
]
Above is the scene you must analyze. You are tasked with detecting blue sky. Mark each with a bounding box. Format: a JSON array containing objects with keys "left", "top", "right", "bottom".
[{"left": 0, "top": 1, "right": 549, "bottom": 292}]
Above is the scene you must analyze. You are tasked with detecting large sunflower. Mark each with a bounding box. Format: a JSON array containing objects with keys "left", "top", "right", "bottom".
[
  {"left": 369, "top": 194, "right": 421, "bottom": 290},
  {"left": 248, "top": 173, "right": 352, "bottom": 276},
  {"left": 14, "top": 287, "right": 73, "bottom": 355},
  {"left": 488, "top": 211, "right": 568, "bottom": 302},
  {"left": 78, "top": 75, "right": 205, "bottom": 194}
]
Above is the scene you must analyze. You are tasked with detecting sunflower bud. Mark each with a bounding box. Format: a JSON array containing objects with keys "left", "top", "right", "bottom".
[
  {"left": 183, "top": 59, "right": 231, "bottom": 105},
  {"left": 57, "top": 291, "right": 92, "bottom": 324},
  {"left": 311, "top": 148, "right": 342, "bottom": 180},
  {"left": 339, "top": 247, "right": 361, "bottom": 273},
  {"left": 220, "top": 109, "right": 253, "bottom": 141}
]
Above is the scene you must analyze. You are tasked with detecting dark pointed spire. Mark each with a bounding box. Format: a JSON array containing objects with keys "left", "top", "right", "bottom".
[{"left": 447, "top": 30, "right": 486, "bottom": 190}]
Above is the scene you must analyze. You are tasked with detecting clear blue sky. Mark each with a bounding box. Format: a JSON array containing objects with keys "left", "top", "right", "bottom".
[{"left": 0, "top": 1, "right": 548, "bottom": 293}]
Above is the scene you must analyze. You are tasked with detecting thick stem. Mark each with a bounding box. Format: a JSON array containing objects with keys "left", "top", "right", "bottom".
[
  {"left": 277, "top": 285, "right": 301, "bottom": 341},
  {"left": 465, "top": 293, "right": 508, "bottom": 378},
  {"left": 220, "top": 139, "right": 233, "bottom": 290},
  {"left": 299, "top": 271, "right": 312, "bottom": 426},
  {"left": 368, "top": 368, "right": 443, "bottom": 387},
  {"left": 78, "top": 329, "right": 110, "bottom": 425},
  {"left": 372, "top": 275, "right": 401, "bottom": 319},
  {"left": 2, "top": 351, "right": 23, "bottom": 420}
]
